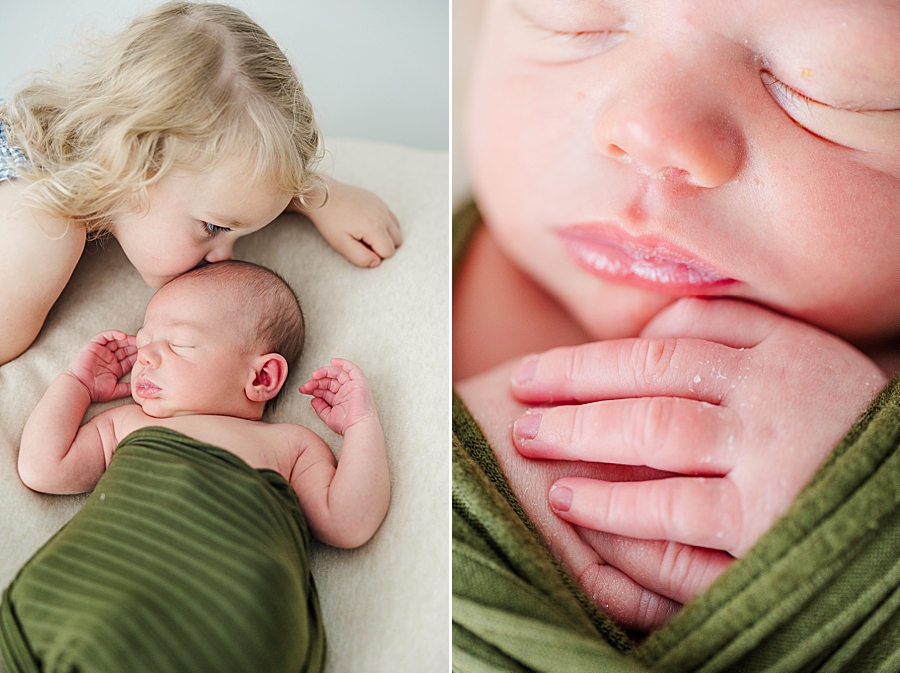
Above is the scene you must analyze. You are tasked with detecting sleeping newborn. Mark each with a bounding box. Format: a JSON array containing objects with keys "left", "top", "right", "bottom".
[{"left": 1, "top": 260, "right": 389, "bottom": 673}]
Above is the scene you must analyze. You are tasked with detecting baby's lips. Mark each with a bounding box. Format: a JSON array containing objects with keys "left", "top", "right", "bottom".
[{"left": 133, "top": 378, "right": 161, "bottom": 398}]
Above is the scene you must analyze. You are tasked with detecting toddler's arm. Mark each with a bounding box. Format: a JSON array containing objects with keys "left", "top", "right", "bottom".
[
  {"left": 294, "top": 358, "right": 389, "bottom": 548},
  {"left": 18, "top": 331, "right": 136, "bottom": 494},
  {"left": 0, "top": 181, "right": 86, "bottom": 364},
  {"left": 289, "top": 176, "right": 402, "bottom": 268}
]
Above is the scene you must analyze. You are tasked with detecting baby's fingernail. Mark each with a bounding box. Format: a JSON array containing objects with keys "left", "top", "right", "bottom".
[
  {"left": 512, "top": 356, "right": 538, "bottom": 385},
  {"left": 549, "top": 485, "right": 572, "bottom": 513},
  {"left": 513, "top": 410, "right": 543, "bottom": 440},
  {"left": 369, "top": 258, "right": 380, "bottom": 268}
]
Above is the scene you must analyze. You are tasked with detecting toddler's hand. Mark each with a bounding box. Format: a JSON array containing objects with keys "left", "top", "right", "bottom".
[
  {"left": 510, "top": 298, "right": 887, "bottom": 559},
  {"left": 65, "top": 331, "right": 137, "bottom": 403},
  {"left": 297, "top": 180, "right": 402, "bottom": 268},
  {"left": 300, "top": 358, "right": 379, "bottom": 435}
]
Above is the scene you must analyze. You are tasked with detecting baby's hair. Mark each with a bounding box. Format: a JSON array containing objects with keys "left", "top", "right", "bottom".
[
  {"left": 176, "top": 260, "right": 305, "bottom": 408},
  {"left": 0, "top": 1, "right": 324, "bottom": 237}
]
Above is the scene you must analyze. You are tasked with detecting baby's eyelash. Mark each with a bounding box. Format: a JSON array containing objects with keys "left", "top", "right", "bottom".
[
  {"left": 512, "top": 4, "right": 626, "bottom": 58},
  {"left": 762, "top": 72, "right": 826, "bottom": 111}
]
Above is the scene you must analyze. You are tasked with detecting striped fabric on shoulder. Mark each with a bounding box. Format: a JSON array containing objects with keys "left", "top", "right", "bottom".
[
  {"left": 0, "top": 426, "right": 326, "bottom": 673},
  {"left": 0, "top": 114, "right": 29, "bottom": 183}
]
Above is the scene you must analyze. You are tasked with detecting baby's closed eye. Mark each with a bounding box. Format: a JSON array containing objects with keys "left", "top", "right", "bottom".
[
  {"left": 761, "top": 71, "right": 900, "bottom": 154},
  {"left": 508, "top": 0, "right": 628, "bottom": 63}
]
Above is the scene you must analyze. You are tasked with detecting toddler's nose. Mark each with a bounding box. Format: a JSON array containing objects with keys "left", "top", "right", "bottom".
[
  {"left": 204, "top": 241, "right": 234, "bottom": 264},
  {"left": 592, "top": 46, "right": 744, "bottom": 188}
]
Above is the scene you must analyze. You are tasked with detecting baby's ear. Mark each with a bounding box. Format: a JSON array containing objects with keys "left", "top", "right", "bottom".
[{"left": 246, "top": 353, "right": 289, "bottom": 402}]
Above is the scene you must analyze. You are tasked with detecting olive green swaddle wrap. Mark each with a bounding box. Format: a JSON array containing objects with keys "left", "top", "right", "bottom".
[
  {"left": 0, "top": 426, "right": 326, "bottom": 673},
  {"left": 453, "top": 370, "right": 900, "bottom": 672}
]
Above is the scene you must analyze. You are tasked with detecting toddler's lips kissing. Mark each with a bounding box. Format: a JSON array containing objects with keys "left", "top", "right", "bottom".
[{"left": 557, "top": 224, "right": 738, "bottom": 296}]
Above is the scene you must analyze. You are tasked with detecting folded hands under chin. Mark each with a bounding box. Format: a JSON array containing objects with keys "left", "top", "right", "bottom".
[{"left": 506, "top": 296, "right": 887, "bottom": 630}]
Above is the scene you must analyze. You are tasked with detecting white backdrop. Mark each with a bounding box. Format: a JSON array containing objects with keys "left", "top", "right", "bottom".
[{"left": 0, "top": 0, "right": 449, "bottom": 151}]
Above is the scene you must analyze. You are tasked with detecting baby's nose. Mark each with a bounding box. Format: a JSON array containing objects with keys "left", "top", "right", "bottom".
[
  {"left": 592, "top": 44, "right": 744, "bottom": 188},
  {"left": 137, "top": 343, "right": 160, "bottom": 366}
]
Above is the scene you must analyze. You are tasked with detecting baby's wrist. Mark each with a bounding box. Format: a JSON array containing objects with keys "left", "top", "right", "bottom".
[
  {"left": 341, "top": 413, "right": 382, "bottom": 436},
  {"left": 60, "top": 369, "right": 94, "bottom": 400}
]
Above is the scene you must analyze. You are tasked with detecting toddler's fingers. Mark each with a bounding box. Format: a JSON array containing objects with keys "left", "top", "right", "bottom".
[
  {"left": 386, "top": 213, "right": 403, "bottom": 247},
  {"left": 513, "top": 397, "right": 740, "bottom": 475},
  {"left": 334, "top": 235, "right": 382, "bottom": 268},
  {"left": 549, "top": 476, "right": 742, "bottom": 553},
  {"left": 510, "top": 336, "right": 744, "bottom": 405},
  {"left": 579, "top": 530, "right": 733, "bottom": 605},
  {"left": 363, "top": 227, "right": 399, "bottom": 260}
]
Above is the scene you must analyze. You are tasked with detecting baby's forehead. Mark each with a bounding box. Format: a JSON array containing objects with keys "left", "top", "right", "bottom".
[{"left": 143, "top": 279, "right": 238, "bottom": 325}]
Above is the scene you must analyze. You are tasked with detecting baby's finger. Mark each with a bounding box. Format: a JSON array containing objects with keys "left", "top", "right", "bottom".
[
  {"left": 576, "top": 558, "right": 681, "bottom": 632},
  {"left": 511, "top": 336, "right": 744, "bottom": 405},
  {"left": 513, "top": 397, "right": 740, "bottom": 475},
  {"left": 579, "top": 530, "right": 733, "bottom": 605},
  {"left": 550, "top": 476, "right": 741, "bottom": 552},
  {"left": 299, "top": 376, "right": 337, "bottom": 397},
  {"left": 113, "top": 381, "right": 134, "bottom": 399},
  {"left": 640, "top": 297, "right": 780, "bottom": 348},
  {"left": 309, "top": 397, "right": 332, "bottom": 416}
]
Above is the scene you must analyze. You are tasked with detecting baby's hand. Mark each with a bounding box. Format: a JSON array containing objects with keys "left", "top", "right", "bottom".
[
  {"left": 296, "top": 179, "right": 402, "bottom": 268},
  {"left": 510, "top": 298, "right": 886, "bottom": 558},
  {"left": 65, "top": 331, "right": 137, "bottom": 403},
  {"left": 299, "top": 359, "right": 379, "bottom": 435}
]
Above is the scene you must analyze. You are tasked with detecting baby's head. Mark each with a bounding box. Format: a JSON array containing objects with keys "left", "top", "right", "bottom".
[
  {"left": 4, "top": 1, "right": 322, "bottom": 286},
  {"left": 132, "top": 260, "right": 304, "bottom": 420},
  {"left": 467, "top": 0, "right": 900, "bottom": 345}
]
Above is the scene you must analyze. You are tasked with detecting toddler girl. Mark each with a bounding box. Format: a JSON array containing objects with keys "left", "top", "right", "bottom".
[{"left": 0, "top": 1, "right": 402, "bottom": 365}]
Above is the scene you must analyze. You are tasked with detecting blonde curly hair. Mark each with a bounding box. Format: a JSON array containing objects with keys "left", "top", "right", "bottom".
[{"left": 0, "top": 1, "right": 323, "bottom": 238}]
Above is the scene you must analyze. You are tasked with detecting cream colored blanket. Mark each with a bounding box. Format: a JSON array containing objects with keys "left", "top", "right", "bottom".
[{"left": 0, "top": 139, "right": 449, "bottom": 672}]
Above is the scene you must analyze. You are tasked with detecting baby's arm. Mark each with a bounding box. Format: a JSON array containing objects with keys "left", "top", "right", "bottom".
[
  {"left": 293, "top": 359, "right": 389, "bottom": 548},
  {"left": 289, "top": 176, "right": 402, "bottom": 268},
  {"left": 18, "top": 331, "right": 136, "bottom": 494}
]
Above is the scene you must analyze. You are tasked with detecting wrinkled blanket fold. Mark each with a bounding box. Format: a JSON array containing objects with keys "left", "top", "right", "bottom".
[
  {"left": 1, "top": 426, "right": 325, "bottom": 673},
  {"left": 452, "top": 377, "right": 900, "bottom": 672}
]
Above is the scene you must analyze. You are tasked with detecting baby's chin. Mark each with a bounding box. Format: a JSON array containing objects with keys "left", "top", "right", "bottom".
[{"left": 132, "top": 396, "right": 177, "bottom": 418}]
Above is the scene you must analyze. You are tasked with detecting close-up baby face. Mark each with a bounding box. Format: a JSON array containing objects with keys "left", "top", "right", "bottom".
[{"left": 468, "top": 0, "right": 900, "bottom": 344}]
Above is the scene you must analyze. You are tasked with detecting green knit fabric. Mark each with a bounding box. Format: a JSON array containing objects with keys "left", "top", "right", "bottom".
[
  {"left": 1, "top": 426, "right": 325, "bottom": 673},
  {"left": 452, "top": 200, "right": 900, "bottom": 671}
]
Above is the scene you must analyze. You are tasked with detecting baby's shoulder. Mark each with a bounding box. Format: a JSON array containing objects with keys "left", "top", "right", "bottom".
[{"left": 265, "top": 420, "right": 329, "bottom": 455}]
